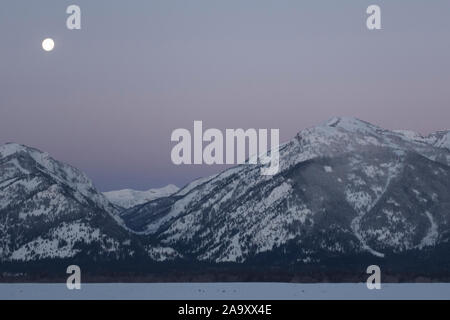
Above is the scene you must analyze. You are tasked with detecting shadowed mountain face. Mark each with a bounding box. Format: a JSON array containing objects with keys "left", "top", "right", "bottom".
[
  {"left": 0, "top": 144, "right": 140, "bottom": 262},
  {"left": 1, "top": 117, "right": 450, "bottom": 280},
  {"left": 121, "top": 117, "right": 450, "bottom": 263}
]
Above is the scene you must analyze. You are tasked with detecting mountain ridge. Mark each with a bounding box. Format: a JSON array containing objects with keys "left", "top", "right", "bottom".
[
  {"left": 0, "top": 142, "right": 142, "bottom": 262},
  {"left": 2, "top": 117, "right": 450, "bottom": 281},
  {"left": 119, "top": 117, "right": 450, "bottom": 264},
  {"left": 103, "top": 184, "right": 179, "bottom": 209}
]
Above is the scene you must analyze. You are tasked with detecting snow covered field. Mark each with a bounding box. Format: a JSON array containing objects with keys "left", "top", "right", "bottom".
[{"left": 1, "top": 283, "right": 450, "bottom": 300}]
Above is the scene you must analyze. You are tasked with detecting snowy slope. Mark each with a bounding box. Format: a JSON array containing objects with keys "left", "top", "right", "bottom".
[
  {"left": 103, "top": 185, "right": 179, "bottom": 209},
  {"left": 426, "top": 131, "right": 450, "bottom": 150},
  {"left": 2, "top": 117, "right": 450, "bottom": 271},
  {"left": 0, "top": 143, "right": 138, "bottom": 262},
  {"left": 121, "top": 117, "right": 450, "bottom": 263}
]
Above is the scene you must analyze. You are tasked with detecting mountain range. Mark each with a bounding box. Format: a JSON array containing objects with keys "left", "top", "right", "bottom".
[
  {"left": 1, "top": 117, "right": 450, "bottom": 282},
  {"left": 103, "top": 185, "right": 179, "bottom": 209}
]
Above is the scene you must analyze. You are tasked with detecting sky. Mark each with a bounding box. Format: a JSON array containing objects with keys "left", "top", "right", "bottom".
[{"left": 1, "top": 0, "right": 450, "bottom": 191}]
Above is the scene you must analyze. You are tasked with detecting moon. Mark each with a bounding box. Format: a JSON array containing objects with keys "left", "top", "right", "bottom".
[{"left": 42, "top": 38, "right": 55, "bottom": 52}]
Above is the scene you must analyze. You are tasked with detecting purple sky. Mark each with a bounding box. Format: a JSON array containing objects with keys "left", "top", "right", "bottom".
[{"left": 1, "top": 0, "right": 450, "bottom": 191}]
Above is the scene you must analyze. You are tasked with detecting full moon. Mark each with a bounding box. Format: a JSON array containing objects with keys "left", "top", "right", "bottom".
[{"left": 42, "top": 38, "right": 55, "bottom": 52}]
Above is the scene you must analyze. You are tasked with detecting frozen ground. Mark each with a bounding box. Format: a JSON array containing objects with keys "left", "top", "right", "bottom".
[{"left": 1, "top": 283, "right": 450, "bottom": 300}]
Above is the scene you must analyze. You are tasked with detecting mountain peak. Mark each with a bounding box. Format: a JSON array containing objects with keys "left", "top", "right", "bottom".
[
  {"left": 0, "top": 142, "right": 118, "bottom": 216},
  {"left": 0, "top": 143, "right": 55, "bottom": 168},
  {"left": 324, "top": 116, "right": 380, "bottom": 132},
  {"left": 0, "top": 143, "right": 39, "bottom": 158},
  {"left": 103, "top": 184, "right": 180, "bottom": 209}
]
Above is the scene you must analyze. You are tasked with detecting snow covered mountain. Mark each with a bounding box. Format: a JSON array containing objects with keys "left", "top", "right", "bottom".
[
  {"left": 0, "top": 143, "right": 139, "bottom": 262},
  {"left": 426, "top": 130, "right": 450, "bottom": 150},
  {"left": 2, "top": 117, "right": 450, "bottom": 280},
  {"left": 121, "top": 117, "right": 450, "bottom": 265},
  {"left": 394, "top": 129, "right": 450, "bottom": 151},
  {"left": 103, "top": 185, "right": 179, "bottom": 209}
]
